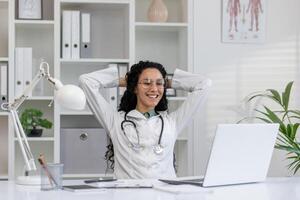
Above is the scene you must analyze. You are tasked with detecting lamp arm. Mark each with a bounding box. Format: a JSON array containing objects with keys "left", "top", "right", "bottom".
[
  {"left": 9, "top": 62, "right": 53, "bottom": 110},
  {"left": 10, "top": 109, "right": 36, "bottom": 171},
  {"left": 0, "top": 61, "right": 86, "bottom": 173},
  {"left": 0, "top": 61, "right": 55, "bottom": 172}
]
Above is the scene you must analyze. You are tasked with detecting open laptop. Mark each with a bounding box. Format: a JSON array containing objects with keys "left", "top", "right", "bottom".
[{"left": 160, "top": 123, "right": 279, "bottom": 187}]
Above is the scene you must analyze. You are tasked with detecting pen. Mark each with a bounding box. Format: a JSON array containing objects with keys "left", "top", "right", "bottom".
[{"left": 38, "top": 154, "right": 58, "bottom": 186}]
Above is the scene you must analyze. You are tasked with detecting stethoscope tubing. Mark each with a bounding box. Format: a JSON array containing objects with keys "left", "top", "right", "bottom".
[{"left": 121, "top": 111, "right": 164, "bottom": 149}]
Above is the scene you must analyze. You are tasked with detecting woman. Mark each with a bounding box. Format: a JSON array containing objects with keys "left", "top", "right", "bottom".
[{"left": 79, "top": 61, "right": 211, "bottom": 179}]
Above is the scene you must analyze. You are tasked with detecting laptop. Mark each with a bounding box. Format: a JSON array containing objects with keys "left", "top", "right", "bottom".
[{"left": 160, "top": 123, "right": 279, "bottom": 187}]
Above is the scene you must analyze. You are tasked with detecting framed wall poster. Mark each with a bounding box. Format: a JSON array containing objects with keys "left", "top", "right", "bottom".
[
  {"left": 18, "top": 0, "right": 42, "bottom": 19},
  {"left": 166, "top": 74, "right": 176, "bottom": 97},
  {"left": 222, "top": 0, "right": 266, "bottom": 43}
]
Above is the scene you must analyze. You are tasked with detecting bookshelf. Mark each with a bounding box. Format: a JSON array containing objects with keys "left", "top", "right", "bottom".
[{"left": 2, "top": 0, "right": 195, "bottom": 180}]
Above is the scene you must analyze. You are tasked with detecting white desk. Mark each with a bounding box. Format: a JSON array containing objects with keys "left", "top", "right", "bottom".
[{"left": 1, "top": 177, "right": 300, "bottom": 200}]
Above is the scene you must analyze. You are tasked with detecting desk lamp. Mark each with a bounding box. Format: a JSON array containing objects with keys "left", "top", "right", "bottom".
[{"left": 1, "top": 61, "right": 86, "bottom": 185}]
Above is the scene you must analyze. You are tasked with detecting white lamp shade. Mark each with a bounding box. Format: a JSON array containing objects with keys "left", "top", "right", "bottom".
[{"left": 55, "top": 85, "right": 86, "bottom": 110}]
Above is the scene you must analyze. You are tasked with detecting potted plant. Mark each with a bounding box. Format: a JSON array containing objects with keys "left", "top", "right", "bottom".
[
  {"left": 20, "top": 108, "right": 53, "bottom": 137},
  {"left": 240, "top": 81, "right": 300, "bottom": 174}
]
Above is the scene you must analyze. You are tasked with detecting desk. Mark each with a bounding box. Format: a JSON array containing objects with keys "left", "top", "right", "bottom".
[{"left": 1, "top": 177, "right": 300, "bottom": 200}]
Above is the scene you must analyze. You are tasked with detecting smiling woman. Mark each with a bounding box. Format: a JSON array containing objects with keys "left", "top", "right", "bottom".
[
  {"left": 121, "top": 62, "right": 168, "bottom": 114},
  {"left": 79, "top": 60, "right": 211, "bottom": 179}
]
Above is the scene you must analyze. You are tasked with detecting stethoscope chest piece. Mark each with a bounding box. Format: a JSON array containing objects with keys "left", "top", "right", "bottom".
[{"left": 153, "top": 145, "right": 164, "bottom": 155}]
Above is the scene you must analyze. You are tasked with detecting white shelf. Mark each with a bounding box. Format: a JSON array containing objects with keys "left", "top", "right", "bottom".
[
  {"left": 14, "top": 20, "right": 55, "bottom": 25},
  {"left": 0, "top": 175, "right": 8, "bottom": 179},
  {"left": 61, "top": 0, "right": 130, "bottom": 4},
  {"left": 0, "top": 57, "right": 8, "bottom": 61},
  {"left": 0, "top": 112, "right": 8, "bottom": 116},
  {"left": 60, "top": 110, "right": 93, "bottom": 116},
  {"left": 177, "top": 137, "right": 188, "bottom": 141},
  {"left": 167, "top": 96, "right": 187, "bottom": 101},
  {"left": 60, "top": 58, "right": 130, "bottom": 64},
  {"left": 135, "top": 22, "right": 188, "bottom": 31},
  {"left": 27, "top": 96, "right": 53, "bottom": 100},
  {"left": 14, "top": 137, "right": 54, "bottom": 142},
  {"left": 0, "top": 0, "right": 8, "bottom": 2}
]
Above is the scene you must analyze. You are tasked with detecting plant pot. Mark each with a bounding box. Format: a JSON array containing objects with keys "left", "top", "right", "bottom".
[{"left": 27, "top": 129, "right": 43, "bottom": 137}]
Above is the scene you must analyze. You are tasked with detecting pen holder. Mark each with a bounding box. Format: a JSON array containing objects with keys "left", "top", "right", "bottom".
[{"left": 40, "top": 163, "right": 64, "bottom": 191}]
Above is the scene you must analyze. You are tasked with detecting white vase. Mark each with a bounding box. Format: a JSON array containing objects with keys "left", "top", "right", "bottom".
[{"left": 147, "top": 0, "right": 168, "bottom": 22}]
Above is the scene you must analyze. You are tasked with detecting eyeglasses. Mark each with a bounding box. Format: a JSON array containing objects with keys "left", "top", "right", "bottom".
[{"left": 138, "top": 79, "right": 166, "bottom": 89}]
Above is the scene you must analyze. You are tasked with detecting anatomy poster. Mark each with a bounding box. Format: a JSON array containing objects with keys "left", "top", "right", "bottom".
[{"left": 222, "top": 0, "right": 266, "bottom": 43}]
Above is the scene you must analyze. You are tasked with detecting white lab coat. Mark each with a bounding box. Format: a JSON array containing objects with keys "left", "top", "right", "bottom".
[{"left": 79, "top": 66, "right": 211, "bottom": 179}]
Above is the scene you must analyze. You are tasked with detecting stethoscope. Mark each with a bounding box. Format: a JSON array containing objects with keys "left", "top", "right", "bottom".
[{"left": 121, "top": 111, "right": 164, "bottom": 155}]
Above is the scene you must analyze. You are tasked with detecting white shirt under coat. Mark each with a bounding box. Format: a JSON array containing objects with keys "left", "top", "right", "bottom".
[{"left": 79, "top": 67, "right": 211, "bottom": 179}]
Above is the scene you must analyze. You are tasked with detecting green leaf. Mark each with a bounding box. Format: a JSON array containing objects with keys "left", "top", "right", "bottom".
[
  {"left": 290, "top": 116, "right": 300, "bottom": 120},
  {"left": 287, "top": 124, "right": 293, "bottom": 139},
  {"left": 293, "top": 163, "right": 300, "bottom": 174},
  {"left": 264, "top": 106, "right": 282, "bottom": 123},
  {"left": 282, "top": 81, "right": 293, "bottom": 111},
  {"left": 291, "top": 123, "right": 300, "bottom": 141},
  {"left": 263, "top": 106, "right": 287, "bottom": 134},
  {"left": 288, "top": 110, "right": 300, "bottom": 115},
  {"left": 287, "top": 156, "right": 298, "bottom": 159},
  {"left": 19, "top": 108, "right": 52, "bottom": 131},
  {"left": 236, "top": 117, "right": 252, "bottom": 123},
  {"left": 266, "top": 89, "right": 282, "bottom": 105},
  {"left": 247, "top": 94, "right": 265, "bottom": 102},
  {"left": 276, "top": 145, "right": 300, "bottom": 154},
  {"left": 255, "top": 117, "right": 272, "bottom": 123}
]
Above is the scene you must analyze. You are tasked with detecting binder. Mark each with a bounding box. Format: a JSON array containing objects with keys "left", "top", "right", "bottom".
[
  {"left": 0, "top": 63, "right": 8, "bottom": 105},
  {"left": 62, "top": 10, "right": 72, "bottom": 59},
  {"left": 15, "top": 48, "right": 24, "bottom": 98},
  {"left": 23, "top": 48, "right": 32, "bottom": 97},
  {"left": 118, "top": 64, "right": 128, "bottom": 96},
  {"left": 81, "top": 13, "right": 91, "bottom": 58},
  {"left": 71, "top": 10, "right": 80, "bottom": 59},
  {"left": 15, "top": 48, "right": 33, "bottom": 98}
]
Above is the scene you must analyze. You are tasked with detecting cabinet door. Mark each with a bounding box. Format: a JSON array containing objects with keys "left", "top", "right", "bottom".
[{"left": 60, "top": 128, "right": 108, "bottom": 174}]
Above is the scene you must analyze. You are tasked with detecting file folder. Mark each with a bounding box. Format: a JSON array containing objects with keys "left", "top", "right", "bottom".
[
  {"left": 71, "top": 11, "right": 80, "bottom": 59},
  {"left": 81, "top": 13, "right": 91, "bottom": 58},
  {"left": 15, "top": 48, "right": 33, "bottom": 97},
  {"left": 0, "top": 63, "right": 8, "bottom": 106},
  {"left": 62, "top": 10, "right": 72, "bottom": 59},
  {"left": 23, "top": 48, "right": 32, "bottom": 97},
  {"left": 15, "top": 48, "right": 24, "bottom": 98}
]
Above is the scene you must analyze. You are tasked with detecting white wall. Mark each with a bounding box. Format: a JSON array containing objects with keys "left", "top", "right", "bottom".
[{"left": 193, "top": 0, "right": 300, "bottom": 176}]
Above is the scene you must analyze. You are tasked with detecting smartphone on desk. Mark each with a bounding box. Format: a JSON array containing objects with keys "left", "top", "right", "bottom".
[{"left": 84, "top": 176, "right": 117, "bottom": 184}]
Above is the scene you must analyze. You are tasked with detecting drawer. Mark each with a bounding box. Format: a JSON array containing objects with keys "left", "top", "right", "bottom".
[{"left": 60, "top": 128, "right": 108, "bottom": 174}]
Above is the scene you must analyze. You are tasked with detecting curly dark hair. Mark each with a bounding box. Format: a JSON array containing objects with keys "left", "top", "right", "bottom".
[
  {"left": 119, "top": 60, "right": 168, "bottom": 113},
  {"left": 104, "top": 61, "right": 177, "bottom": 172}
]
